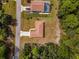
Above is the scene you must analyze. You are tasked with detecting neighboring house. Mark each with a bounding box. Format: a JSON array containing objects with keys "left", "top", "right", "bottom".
[
  {"left": 30, "top": 1, "right": 44, "bottom": 13},
  {"left": 26, "top": 1, "right": 50, "bottom": 13}
]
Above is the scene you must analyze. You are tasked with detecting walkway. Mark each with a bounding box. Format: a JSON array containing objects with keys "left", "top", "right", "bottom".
[{"left": 20, "top": 31, "right": 30, "bottom": 36}]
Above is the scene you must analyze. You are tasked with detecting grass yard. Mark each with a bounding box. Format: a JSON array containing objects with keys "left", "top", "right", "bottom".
[
  {"left": 2, "top": 0, "right": 16, "bottom": 19},
  {"left": 20, "top": 0, "right": 60, "bottom": 48}
]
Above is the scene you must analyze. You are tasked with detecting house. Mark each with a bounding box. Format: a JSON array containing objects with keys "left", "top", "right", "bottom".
[
  {"left": 30, "top": 1, "right": 50, "bottom": 13},
  {"left": 20, "top": 20, "right": 45, "bottom": 38},
  {"left": 29, "top": 20, "right": 45, "bottom": 38},
  {"left": 30, "top": 1, "right": 45, "bottom": 13},
  {"left": 26, "top": 1, "right": 50, "bottom": 13}
]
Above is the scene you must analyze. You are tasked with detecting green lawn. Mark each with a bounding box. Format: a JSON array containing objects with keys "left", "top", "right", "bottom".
[{"left": 2, "top": 0, "right": 16, "bottom": 19}]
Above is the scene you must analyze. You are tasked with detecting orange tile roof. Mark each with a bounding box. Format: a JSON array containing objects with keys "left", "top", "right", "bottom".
[
  {"left": 30, "top": 1, "right": 45, "bottom": 12},
  {"left": 30, "top": 21, "right": 45, "bottom": 38}
]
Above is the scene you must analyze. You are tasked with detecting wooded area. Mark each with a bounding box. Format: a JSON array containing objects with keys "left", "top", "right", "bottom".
[{"left": 0, "top": 0, "right": 15, "bottom": 59}]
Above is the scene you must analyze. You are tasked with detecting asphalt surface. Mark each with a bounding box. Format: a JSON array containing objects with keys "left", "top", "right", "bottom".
[{"left": 14, "top": 0, "right": 21, "bottom": 59}]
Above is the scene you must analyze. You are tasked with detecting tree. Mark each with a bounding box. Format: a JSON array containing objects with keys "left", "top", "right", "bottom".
[
  {"left": 0, "top": 10, "right": 11, "bottom": 25},
  {"left": 0, "top": 10, "right": 15, "bottom": 41},
  {"left": 0, "top": 9, "right": 15, "bottom": 59},
  {"left": 59, "top": 0, "right": 79, "bottom": 17},
  {"left": 62, "top": 14, "right": 79, "bottom": 29},
  {"left": 32, "top": 47, "right": 39, "bottom": 59},
  {"left": 75, "top": 27, "right": 79, "bottom": 34},
  {"left": 0, "top": 29, "right": 7, "bottom": 41},
  {"left": 23, "top": 44, "right": 32, "bottom": 59},
  {"left": 0, "top": 44, "right": 6, "bottom": 59}
]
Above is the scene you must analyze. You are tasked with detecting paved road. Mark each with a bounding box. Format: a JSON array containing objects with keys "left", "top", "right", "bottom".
[{"left": 14, "top": 0, "right": 21, "bottom": 59}]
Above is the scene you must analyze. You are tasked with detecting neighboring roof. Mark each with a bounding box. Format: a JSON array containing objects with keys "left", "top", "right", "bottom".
[
  {"left": 30, "top": 20, "right": 45, "bottom": 38},
  {"left": 30, "top": 1, "right": 45, "bottom": 12}
]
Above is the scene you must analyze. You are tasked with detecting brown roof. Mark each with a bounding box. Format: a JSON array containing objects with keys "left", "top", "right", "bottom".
[
  {"left": 30, "top": 20, "right": 45, "bottom": 38},
  {"left": 30, "top": 1, "right": 45, "bottom": 12}
]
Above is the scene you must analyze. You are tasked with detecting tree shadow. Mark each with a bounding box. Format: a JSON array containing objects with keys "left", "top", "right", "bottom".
[
  {"left": 0, "top": 0, "right": 2, "bottom": 10},
  {"left": 5, "top": 14, "right": 17, "bottom": 26},
  {"left": 6, "top": 26, "right": 15, "bottom": 39},
  {"left": 0, "top": 14, "right": 16, "bottom": 40}
]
